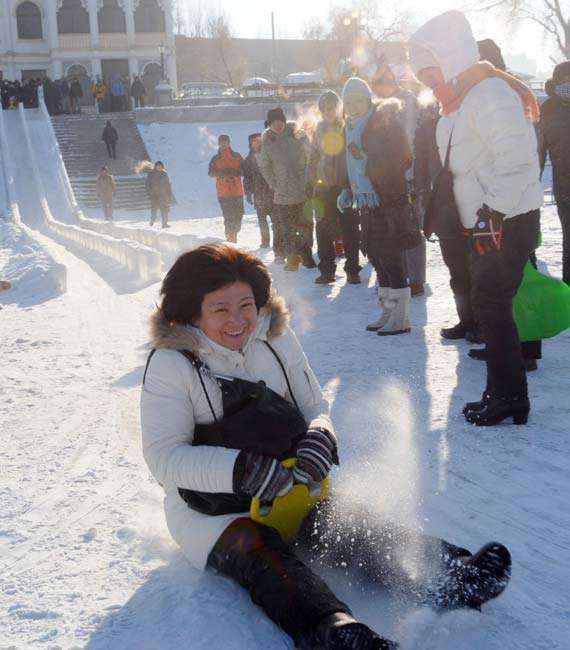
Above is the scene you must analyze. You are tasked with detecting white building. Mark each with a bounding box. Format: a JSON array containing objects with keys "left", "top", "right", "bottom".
[{"left": 0, "top": 0, "right": 176, "bottom": 90}]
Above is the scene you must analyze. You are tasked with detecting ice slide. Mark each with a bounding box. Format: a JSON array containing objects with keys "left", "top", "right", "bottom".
[{"left": 0, "top": 105, "right": 162, "bottom": 283}]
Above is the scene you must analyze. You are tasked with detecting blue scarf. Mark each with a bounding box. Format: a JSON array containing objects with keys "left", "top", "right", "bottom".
[{"left": 345, "top": 105, "right": 380, "bottom": 209}]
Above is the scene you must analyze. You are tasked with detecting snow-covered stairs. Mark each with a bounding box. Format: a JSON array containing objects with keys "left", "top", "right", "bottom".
[{"left": 51, "top": 112, "right": 151, "bottom": 211}]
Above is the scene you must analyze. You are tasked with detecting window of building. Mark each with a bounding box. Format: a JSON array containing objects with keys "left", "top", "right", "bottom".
[
  {"left": 16, "top": 1, "right": 43, "bottom": 40},
  {"left": 134, "top": 0, "right": 165, "bottom": 33},
  {"left": 57, "top": 0, "right": 90, "bottom": 34},
  {"left": 98, "top": 0, "right": 126, "bottom": 33}
]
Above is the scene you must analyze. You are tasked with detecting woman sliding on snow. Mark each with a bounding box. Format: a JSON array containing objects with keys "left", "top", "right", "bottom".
[{"left": 140, "top": 243, "right": 511, "bottom": 650}]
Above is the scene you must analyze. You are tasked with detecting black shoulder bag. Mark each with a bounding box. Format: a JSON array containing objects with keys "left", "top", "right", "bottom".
[{"left": 423, "top": 130, "right": 463, "bottom": 240}]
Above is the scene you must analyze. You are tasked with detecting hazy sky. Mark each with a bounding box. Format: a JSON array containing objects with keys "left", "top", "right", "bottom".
[{"left": 178, "top": 0, "right": 558, "bottom": 76}]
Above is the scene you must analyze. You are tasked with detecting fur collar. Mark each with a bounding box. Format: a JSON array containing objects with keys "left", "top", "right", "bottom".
[
  {"left": 148, "top": 290, "right": 289, "bottom": 352},
  {"left": 262, "top": 121, "right": 302, "bottom": 143}
]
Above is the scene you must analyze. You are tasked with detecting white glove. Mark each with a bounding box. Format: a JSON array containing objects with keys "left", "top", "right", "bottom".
[{"left": 337, "top": 189, "right": 353, "bottom": 213}]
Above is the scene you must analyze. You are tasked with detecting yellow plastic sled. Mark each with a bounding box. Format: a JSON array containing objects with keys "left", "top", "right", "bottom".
[{"left": 250, "top": 458, "right": 330, "bottom": 544}]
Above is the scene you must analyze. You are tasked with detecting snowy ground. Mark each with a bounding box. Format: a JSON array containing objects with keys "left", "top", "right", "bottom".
[{"left": 1, "top": 119, "right": 569, "bottom": 650}]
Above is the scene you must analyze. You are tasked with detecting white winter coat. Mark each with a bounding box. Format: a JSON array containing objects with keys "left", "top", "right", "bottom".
[
  {"left": 140, "top": 294, "right": 332, "bottom": 570},
  {"left": 409, "top": 11, "right": 543, "bottom": 228}
]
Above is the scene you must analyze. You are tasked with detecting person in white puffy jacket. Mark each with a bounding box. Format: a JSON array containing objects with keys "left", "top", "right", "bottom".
[
  {"left": 408, "top": 10, "right": 543, "bottom": 426},
  {"left": 140, "top": 243, "right": 513, "bottom": 650}
]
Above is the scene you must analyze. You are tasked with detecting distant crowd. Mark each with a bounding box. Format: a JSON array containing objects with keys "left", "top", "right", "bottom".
[{"left": 1, "top": 74, "right": 148, "bottom": 115}]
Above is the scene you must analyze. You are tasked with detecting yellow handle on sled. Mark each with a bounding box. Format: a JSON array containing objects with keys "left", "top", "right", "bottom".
[{"left": 250, "top": 457, "right": 330, "bottom": 544}]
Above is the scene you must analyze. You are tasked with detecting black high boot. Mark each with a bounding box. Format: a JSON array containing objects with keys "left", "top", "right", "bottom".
[
  {"left": 441, "top": 294, "right": 475, "bottom": 340},
  {"left": 433, "top": 542, "right": 512, "bottom": 611},
  {"left": 464, "top": 395, "right": 530, "bottom": 426},
  {"left": 316, "top": 612, "right": 398, "bottom": 650}
]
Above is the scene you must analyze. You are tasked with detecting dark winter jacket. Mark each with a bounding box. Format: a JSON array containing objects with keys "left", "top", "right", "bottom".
[
  {"left": 208, "top": 148, "right": 244, "bottom": 199},
  {"left": 361, "top": 99, "right": 412, "bottom": 205},
  {"left": 101, "top": 124, "right": 118, "bottom": 144},
  {"left": 307, "top": 118, "right": 345, "bottom": 190},
  {"left": 340, "top": 100, "right": 416, "bottom": 251},
  {"left": 413, "top": 108, "right": 441, "bottom": 194},
  {"left": 70, "top": 81, "right": 83, "bottom": 98},
  {"left": 131, "top": 79, "right": 146, "bottom": 98},
  {"left": 243, "top": 150, "right": 274, "bottom": 210},
  {"left": 146, "top": 168, "right": 173, "bottom": 205},
  {"left": 539, "top": 91, "right": 570, "bottom": 204}
]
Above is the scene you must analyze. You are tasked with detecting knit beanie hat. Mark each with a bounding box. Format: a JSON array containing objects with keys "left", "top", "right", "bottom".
[
  {"left": 266, "top": 107, "right": 287, "bottom": 125},
  {"left": 553, "top": 60, "right": 570, "bottom": 84},
  {"left": 341, "top": 77, "right": 373, "bottom": 100},
  {"left": 248, "top": 132, "right": 261, "bottom": 144},
  {"left": 318, "top": 90, "right": 341, "bottom": 113}
]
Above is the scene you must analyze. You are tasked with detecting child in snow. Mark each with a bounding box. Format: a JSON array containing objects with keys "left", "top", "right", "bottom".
[
  {"left": 243, "top": 132, "right": 273, "bottom": 249},
  {"left": 141, "top": 243, "right": 512, "bottom": 650}
]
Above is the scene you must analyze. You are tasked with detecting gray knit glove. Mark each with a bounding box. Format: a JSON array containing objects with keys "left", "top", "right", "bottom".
[
  {"left": 233, "top": 451, "right": 293, "bottom": 502},
  {"left": 293, "top": 427, "right": 338, "bottom": 486}
]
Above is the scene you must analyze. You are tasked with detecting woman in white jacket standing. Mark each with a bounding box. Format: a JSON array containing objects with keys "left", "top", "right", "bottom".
[
  {"left": 141, "top": 243, "right": 512, "bottom": 649},
  {"left": 408, "top": 10, "right": 543, "bottom": 426}
]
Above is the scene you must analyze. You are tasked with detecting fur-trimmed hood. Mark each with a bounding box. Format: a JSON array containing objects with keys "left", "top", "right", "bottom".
[{"left": 148, "top": 291, "right": 290, "bottom": 354}]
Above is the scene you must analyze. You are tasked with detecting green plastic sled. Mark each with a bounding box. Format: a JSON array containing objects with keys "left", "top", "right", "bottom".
[{"left": 514, "top": 261, "right": 570, "bottom": 342}]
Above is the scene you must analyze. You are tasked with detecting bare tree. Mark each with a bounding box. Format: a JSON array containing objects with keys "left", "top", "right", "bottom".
[
  {"left": 302, "top": 18, "right": 328, "bottom": 40},
  {"left": 171, "top": 0, "right": 187, "bottom": 36},
  {"left": 474, "top": 0, "right": 570, "bottom": 61},
  {"left": 187, "top": 0, "right": 207, "bottom": 39},
  {"left": 205, "top": 10, "right": 247, "bottom": 87}
]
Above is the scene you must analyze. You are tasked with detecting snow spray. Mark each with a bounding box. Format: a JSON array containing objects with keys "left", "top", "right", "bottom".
[{"left": 336, "top": 380, "right": 429, "bottom": 585}]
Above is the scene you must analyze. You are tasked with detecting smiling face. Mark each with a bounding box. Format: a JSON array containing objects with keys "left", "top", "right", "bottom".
[
  {"left": 343, "top": 94, "right": 371, "bottom": 119},
  {"left": 196, "top": 281, "right": 258, "bottom": 351}
]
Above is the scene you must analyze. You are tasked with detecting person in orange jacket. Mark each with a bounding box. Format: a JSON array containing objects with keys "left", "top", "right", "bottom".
[{"left": 208, "top": 134, "right": 245, "bottom": 243}]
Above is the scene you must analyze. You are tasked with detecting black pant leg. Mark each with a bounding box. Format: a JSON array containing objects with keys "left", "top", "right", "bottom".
[
  {"left": 439, "top": 237, "right": 475, "bottom": 325},
  {"left": 106, "top": 142, "right": 112, "bottom": 158},
  {"left": 297, "top": 497, "right": 470, "bottom": 602},
  {"left": 271, "top": 205, "right": 286, "bottom": 257},
  {"left": 256, "top": 206, "right": 271, "bottom": 246},
  {"left": 469, "top": 211, "right": 540, "bottom": 397},
  {"left": 339, "top": 208, "right": 361, "bottom": 275},
  {"left": 207, "top": 518, "right": 351, "bottom": 647},
  {"left": 315, "top": 187, "right": 340, "bottom": 275},
  {"left": 557, "top": 201, "right": 570, "bottom": 285}
]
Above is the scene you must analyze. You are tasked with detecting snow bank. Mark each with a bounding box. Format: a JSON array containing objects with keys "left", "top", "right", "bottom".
[
  {"left": 0, "top": 105, "right": 67, "bottom": 293},
  {"left": 21, "top": 101, "right": 162, "bottom": 284}
]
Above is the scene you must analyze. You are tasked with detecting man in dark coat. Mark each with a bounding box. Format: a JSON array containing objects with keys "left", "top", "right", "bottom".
[
  {"left": 130, "top": 75, "right": 146, "bottom": 108},
  {"left": 243, "top": 132, "right": 273, "bottom": 248},
  {"left": 146, "top": 161, "right": 174, "bottom": 228},
  {"left": 540, "top": 60, "right": 570, "bottom": 285},
  {"left": 69, "top": 77, "right": 83, "bottom": 114},
  {"left": 101, "top": 120, "right": 119, "bottom": 159}
]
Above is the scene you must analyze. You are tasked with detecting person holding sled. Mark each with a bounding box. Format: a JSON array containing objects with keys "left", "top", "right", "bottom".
[
  {"left": 141, "top": 242, "right": 512, "bottom": 650},
  {"left": 409, "top": 11, "right": 543, "bottom": 425}
]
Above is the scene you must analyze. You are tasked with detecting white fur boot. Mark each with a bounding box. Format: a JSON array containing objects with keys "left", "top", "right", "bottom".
[
  {"left": 366, "top": 287, "right": 393, "bottom": 331},
  {"left": 377, "top": 287, "right": 411, "bottom": 335}
]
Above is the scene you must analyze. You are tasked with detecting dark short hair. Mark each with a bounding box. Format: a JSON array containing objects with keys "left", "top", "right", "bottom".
[
  {"left": 160, "top": 243, "right": 272, "bottom": 324},
  {"left": 218, "top": 133, "right": 231, "bottom": 143}
]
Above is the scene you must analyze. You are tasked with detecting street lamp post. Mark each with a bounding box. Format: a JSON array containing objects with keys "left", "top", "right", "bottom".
[{"left": 158, "top": 42, "right": 165, "bottom": 82}]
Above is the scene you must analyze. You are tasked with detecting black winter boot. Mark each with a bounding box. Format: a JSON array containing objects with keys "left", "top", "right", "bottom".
[
  {"left": 464, "top": 395, "right": 530, "bottom": 426},
  {"left": 316, "top": 612, "right": 398, "bottom": 650},
  {"left": 440, "top": 322, "right": 470, "bottom": 340},
  {"left": 462, "top": 391, "right": 491, "bottom": 415},
  {"left": 433, "top": 542, "right": 511, "bottom": 611}
]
